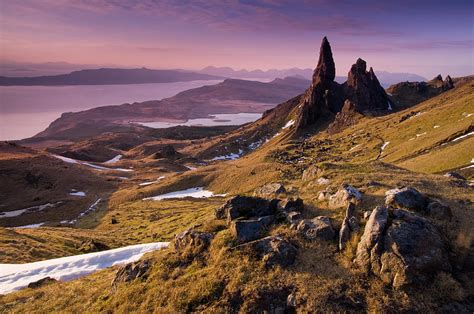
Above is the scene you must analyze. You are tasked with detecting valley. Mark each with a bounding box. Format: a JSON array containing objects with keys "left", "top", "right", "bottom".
[{"left": 0, "top": 36, "right": 473, "bottom": 312}]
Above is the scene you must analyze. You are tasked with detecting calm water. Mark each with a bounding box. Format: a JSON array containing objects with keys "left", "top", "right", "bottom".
[
  {"left": 138, "top": 113, "right": 262, "bottom": 128},
  {"left": 0, "top": 80, "right": 222, "bottom": 140}
]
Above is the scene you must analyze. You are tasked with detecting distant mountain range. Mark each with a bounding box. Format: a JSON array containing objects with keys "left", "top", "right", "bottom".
[
  {"left": 0, "top": 68, "right": 222, "bottom": 86},
  {"left": 199, "top": 66, "right": 427, "bottom": 87}
]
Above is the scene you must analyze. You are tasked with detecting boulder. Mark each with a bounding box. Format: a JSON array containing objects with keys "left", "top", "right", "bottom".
[
  {"left": 339, "top": 203, "right": 359, "bottom": 251},
  {"left": 27, "top": 277, "right": 57, "bottom": 289},
  {"left": 278, "top": 198, "right": 304, "bottom": 212},
  {"left": 254, "top": 183, "right": 286, "bottom": 197},
  {"left": 426, "top": 201, "right": 452, "bottom": 220},
  {"left": 235, "top": 236, "right": 297, "bottom": 268},
  {"left": 355, "top": 207, "right": 451, "bottom": 288},
  {"left": 172, "top": 228, "right": 214, "bottom": 254},
  {"left": 328, "top": 184, "right": 362, "bottom": 208},
  {"left": 112, "top": 260, "right": 151, "bottom": 287},
  {"left": 230, "top": 216, "right": 275, "bottom": 243},
  {"left": 286, "top": 211, "right": 302, "bottom": 224},
  {"left": 297, "top": 216, "right": 335, "bottom": 241},
  {"left": 215, "top": 195, "right": 278, "bottom": 223},
  {"left": 78, "top": 239, "right": 109, "bottom": 253},
  {"left": 385, "top": 187, "right": 429, "bottom": 211}
]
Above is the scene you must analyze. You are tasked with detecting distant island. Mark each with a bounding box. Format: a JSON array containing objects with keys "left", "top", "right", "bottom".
[{"left": 0, "top": 68, "right": 223, "bottom": 86}]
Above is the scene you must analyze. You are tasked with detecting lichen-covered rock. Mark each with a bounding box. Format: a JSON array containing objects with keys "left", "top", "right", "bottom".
[
  {"left": 172, "top": 228, "right": 214, "bottom": 254},
  {"left": 112, "top": 260, "right": 151, "bottom": 287},
  {"left": 230, "top": 216, "right": 275, "bottom": 243},
  {"left": 254, "top": 183, "right": 286, "bottom": 197},
  {"left": 355, "top": 207, "right": 451, "bottom": 288},
  {"left": 297, "top": 216, "right": 335, "bottom": 241},
  {"left": 328, "top": 184, "right": 362, "bottom": 208},
  {"left": 385, "top": 187, "right": 429, "bottom": 211},
  {"left": 235, "top": 236, "right": 297, "bottom": 268}
]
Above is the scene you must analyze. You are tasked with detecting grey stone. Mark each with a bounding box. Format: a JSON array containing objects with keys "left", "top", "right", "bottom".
[
  {"left": 235, "top": 236, "right": 297, "bottom": 268},
  {"left": 230, "top": 215, "right": 275, "bottom": 243},
  {"left": 328, "top": 184, "right": 362, "bottom": 208},
  {"left": 297, "top": 216, "right": 335, "bottom": 241},
  {"left": 173, "top": 228, "right": 214, "bottom": 254}
]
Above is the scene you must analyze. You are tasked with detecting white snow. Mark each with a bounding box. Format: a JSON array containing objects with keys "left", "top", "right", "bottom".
[
  {"left": 12, "top": 223, "right": 45, "bottom": 229},
  {"left": 69, "top": 191, "right": 86, "bottom": 197},
  {"left": 68, "top": 198, "right": 102, "bottom": 224},
  {"left": 387, "top": 101, "right": 393, "bottom": 111},
  {"left": 53, "top": 155, "right": 133, "bottom": 172},
  {"left": 416, "top": 132, "right": 427, "bottom": 137},
  {"left": 452, "top": 131, "right": 474, "bottom": 142},
  {"left": 139, "top": 176, "right": 166, "bottom": 186},
  {"left": 0, "top": 242, "right": 169, "bottom": 295},
  {"left": 381, "top": 141, "right": 390, "bottom": 151},
  {"left": 248, "top": 140, "right": 264, "bottom": 150},
  {"left": 104, "top": 154, "right": 122, "bottom": 164},
  {"left": 185, "top": 165, "right": 197, "bottom": 170},
  {"left": 143, "top": 187, "right": 226, "bottom": 201},
  {"left": 282, "top": 120, "right": 295, "bottom": 129},
  {"left": 462, "top": 112, "right": 473, "bottom": 118},
  {"left": 211, "top": 149, "right": 243, "bottom": 161},
  {"left": 52, "top": 155, "right": 78, "bottom": 164},
  {"left": 433, "top": 125, "right": 440, "bottom": 128},
  {"left": 0, "top": 202, "right": 61, "bottom": 219}
]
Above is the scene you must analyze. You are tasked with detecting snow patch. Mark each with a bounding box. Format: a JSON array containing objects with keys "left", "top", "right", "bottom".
[
  {"left": 416, "top": 132, "right": 427, "bottom": 137},
  {"left": 349, "top": 144, "right": 361, "bottom": 151},
  {"left": 211, "top": 149, "right": 243, "bottom": 161},
  {"left": 139, "top": 176, "right": 166, "bottom": 186},
  {"left": 387, "top": 101, "right": 393, "bottom": 111},
  {"left": 0, "top": 202, "right": 61, "bottom": 219},
  {"left": 248, "top": 140, "right": 264, "bottom": 150},
  {"left": 53, "top": 155, "right": 132, "bottom": 172},
  {"left": 381, "top": 141, "right": 390, "bottom": 151},
  {"left": 143, "top": 187, "right": 226, "bottom": 201},
  {"left": 52, "top": 155, "right": 78, "bottom": 164},
  {"left": 282, "top": 120, "right": 295, "bottom": 129},
  {"left": 433, "top": 125, "right": 440, "bottom": 128},
  {"left": 104, "top": 154, "right": 122, "bottom": 164},
  {"left": 0, "top": 242, "right": 169, "bottom": 294},
  {"left": 69, "top": 191, "right": 86, "bottom": 197},
  {"left": 12, "top": 223, "right": 45, "bottom": 229}
]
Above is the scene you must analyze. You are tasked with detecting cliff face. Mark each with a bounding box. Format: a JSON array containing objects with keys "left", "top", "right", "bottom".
[{"left": 296, "top": 37, "right": 390, "bottom": 130}]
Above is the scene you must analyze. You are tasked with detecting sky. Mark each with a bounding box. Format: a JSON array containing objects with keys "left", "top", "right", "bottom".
[{"left": 0, "top": 0, "right": 473, "bottom": 77}]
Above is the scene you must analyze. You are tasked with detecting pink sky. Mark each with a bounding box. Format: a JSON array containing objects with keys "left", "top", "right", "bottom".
[{"left": 1, "top": 0, "right": 473, "bottom": 77}]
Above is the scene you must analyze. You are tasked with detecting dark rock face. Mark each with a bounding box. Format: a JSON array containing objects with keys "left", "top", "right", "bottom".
[
  {"left": 215, "top": 195, "right": 278, "bottom": 223},
  {"left": 355, "top": 207, "right": 451, "bottom": 288},
  {"left": 235, "top": 236, "right": 297, "bottom": 268},
  {"left": 27, "top": 277, "right": 57, "bottom": 289},
  {"left": 279, "top": 198, "right": 304, "bottom": 212},
  {"left": 172, "top": 228, "right": 214, "bottom": 254},
  {"left": 343, "top": 59, "right": 389, "bottom": 113},
  {"left": 296, "top": 216, "right": 335, "bottom": 241},
  {"left": 230, "top": 216, "right": 275, "bottom": 243},
  {"left": 112, "top": 260, "right": 151, "bottom": 287},
  {"left": 313, "top": 36, "right": 336, "bottom": 84}
]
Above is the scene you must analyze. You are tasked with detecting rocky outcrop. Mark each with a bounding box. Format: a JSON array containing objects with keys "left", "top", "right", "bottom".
[
  {"left": 278, "top": 198, "right": 304, "bottom": 212},
  {"left": 234, "top": 236, "right": 297, "bottom": 268},
  {"left": 355, "top": 206, "right": 451, "bottom": 288},
  {"left": 172, "top": 228, "right": 214, "bottom": 255},
  {"left": 328, "top": 184, "right": 362, "bottom": 208},
  {"left": 339, "top": 203, "right": 359, "bottom": 251},
  {"left": 343, "top": 59, "right": 390, "bottom": 113},
  {"left": 386, "top": 74, "right": 455, "bottom": 109},
  {"left": 385, "top": 187, "right": 451, "bottom": 219},
  {"left": 296, "top": 37, "right": 389, "bottom": 131},
  {"left": 112, "top": 260, "right": 151, "bottom": 287},
  {"left": 296, "top": 216, "right": 335, "bottom": 241},
  {"left": 78, "top": 239, "right": 109, "bottom": 253},
  {"left": 230, "top": 216, "right": 275, "bottom": 243}
]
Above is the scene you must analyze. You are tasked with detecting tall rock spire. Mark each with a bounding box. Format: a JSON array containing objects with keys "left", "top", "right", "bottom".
[{"left": 312, "top": 36, "right": 336, "bottom": 84}]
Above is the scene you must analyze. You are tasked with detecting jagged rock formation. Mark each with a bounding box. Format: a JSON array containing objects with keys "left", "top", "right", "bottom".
[
  {"left": 386, "top": 74, "right": 454, "bottom": 109},
  {"left": 296, "top": 37, "right": 389, "bottom": 130}
]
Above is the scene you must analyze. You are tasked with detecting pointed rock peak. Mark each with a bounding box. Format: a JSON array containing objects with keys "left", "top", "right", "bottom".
[
  {"left": 312, "top": 36, "right": 336, "bottom": 84},
  {"left": 443, "top": 75, "right": 454, "bottom": 89},
  {"left": 434, "top": 74, "right": 443, "bottom": 81}
]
